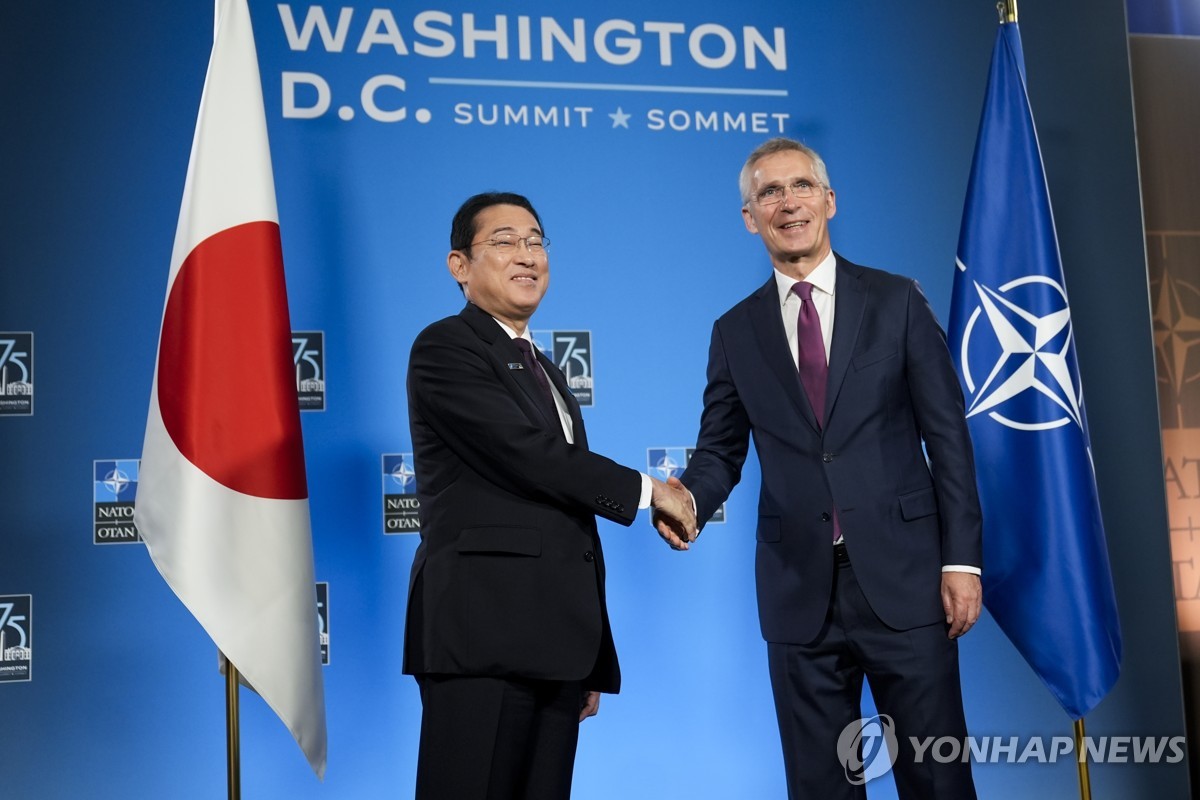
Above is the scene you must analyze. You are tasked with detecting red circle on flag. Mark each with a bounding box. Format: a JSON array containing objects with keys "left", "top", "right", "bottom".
[{"left": 157, "top": 221, "right": 309, "bottom": 500}]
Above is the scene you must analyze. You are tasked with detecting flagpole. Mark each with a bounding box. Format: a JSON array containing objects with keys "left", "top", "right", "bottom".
[
  {"left": 991, "top": 8, "right": 1096, "bottom": 800},
  {"left": 1074, "top": 718, "right": 1092, "bottom": 800},
  {"left": 996, "top": 4, "right": 1094, "bottom": 800},
  {"left": 213, "top": 5, "right": 244, "bottom": 792},
  {"left": 225, "top": 656, "right": 242, "bottom": 800}
]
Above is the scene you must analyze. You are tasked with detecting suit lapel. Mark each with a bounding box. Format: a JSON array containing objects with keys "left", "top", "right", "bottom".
[
  {"left": 539, "top": 348, "right": 587, "bottom": 447},
  {"left": 747, "top": 276, "right": 820, "bottom": 432},
  {"left": 459, "top": 303, "right": 560, "bottom": 431},
  {"left": 825, "top": 256, "right": 866, "bottom": 427}
]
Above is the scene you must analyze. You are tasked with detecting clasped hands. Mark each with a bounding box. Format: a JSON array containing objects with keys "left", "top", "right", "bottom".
[{"left": 649, "top": 476, "right": 698, "bottom": 550}]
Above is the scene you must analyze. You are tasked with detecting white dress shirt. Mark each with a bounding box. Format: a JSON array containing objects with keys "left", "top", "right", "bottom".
[{"left": 774, "top": 252, "right": 837, "bottom": 369}]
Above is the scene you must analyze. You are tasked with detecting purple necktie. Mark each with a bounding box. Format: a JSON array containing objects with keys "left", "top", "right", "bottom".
[
  {"left": 792, "top": 282, "right": 828, "bottom": 427},
  {"left": 792, "top": 282, "right": 841, "bottom": 543},
  {"left": 513, "top": 338, "right": 559, "bottom": 429}
]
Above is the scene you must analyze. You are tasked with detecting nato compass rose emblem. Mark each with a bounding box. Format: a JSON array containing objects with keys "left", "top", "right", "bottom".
[
  {"left": 103, "top": 466, "right": 135, "bottom": 498},
  {"left": 1152, "top": 270, "right": 1200, "bottom": 422},
  {"left": 389, "top": 458, "right": 415, "bottom": 490},
  {"left": 957, "top": 274, "right": 1083, "bottom": 431},
  {"left": 649, "top": 449, "right": 684, "bottom": 480}
]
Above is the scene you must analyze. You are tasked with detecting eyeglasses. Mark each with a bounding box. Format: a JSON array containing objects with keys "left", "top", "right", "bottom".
[
  {"left": 752, "top": 180, "right": 825, "bottom": 206},
  {"left": 470, "top": 233, "right": 550, "bottom": 254}
]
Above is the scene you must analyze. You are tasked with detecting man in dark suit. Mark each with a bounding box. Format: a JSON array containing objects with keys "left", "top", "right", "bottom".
[
  {"left": 667, "top": 139, "right": 983, "bottom": 798},
  {"left": 403, "top": 191, "right": 696, "bottom": 800}
]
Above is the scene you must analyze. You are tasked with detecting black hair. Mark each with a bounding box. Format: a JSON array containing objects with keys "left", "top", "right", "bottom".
[{"left": 450, "top": 192, "right": 543, "bottom": 256}]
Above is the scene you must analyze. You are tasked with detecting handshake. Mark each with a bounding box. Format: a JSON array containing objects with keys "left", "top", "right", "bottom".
[{"left": 648, "top": 476, "right": 698, "bottom": 551}]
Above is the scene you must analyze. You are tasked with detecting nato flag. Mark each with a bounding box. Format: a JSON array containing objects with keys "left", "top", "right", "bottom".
[{"left": 948, "top": 20, "right": 1122, "bottom": 720}]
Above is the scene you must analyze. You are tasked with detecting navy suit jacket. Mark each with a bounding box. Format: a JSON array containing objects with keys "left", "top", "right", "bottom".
[
  {"left": 681, "top": 255, "right": 983, "bottom": 643},
  {"left": 402, "top": 302, "right": 642, "bottom": 693}
]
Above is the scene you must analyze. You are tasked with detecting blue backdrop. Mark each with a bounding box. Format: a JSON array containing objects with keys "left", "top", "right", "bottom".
[{"left": 0, "top": 1, "right": 1187, "bottom": 797}]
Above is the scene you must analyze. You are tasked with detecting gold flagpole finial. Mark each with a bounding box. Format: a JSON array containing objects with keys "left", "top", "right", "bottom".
[{"left": 996, "top": 0, "right": 1019, "bottom": 24}]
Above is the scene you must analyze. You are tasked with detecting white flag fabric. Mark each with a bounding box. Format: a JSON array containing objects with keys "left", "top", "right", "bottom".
[{"left": 134, "top": 0, "right": 327, "bottom": 777}]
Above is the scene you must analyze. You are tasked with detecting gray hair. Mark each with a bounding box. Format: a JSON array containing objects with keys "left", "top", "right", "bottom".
[{"left": 738, "top": 138, "right": 831, "bottom": 204}]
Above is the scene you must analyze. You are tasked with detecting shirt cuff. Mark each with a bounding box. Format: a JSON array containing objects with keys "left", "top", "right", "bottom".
[
  {"left": 638, "top": 473, "right": 653, "bottom": 509},
  {"left": 941, "top": 565, "right": 982, "bottom": 575}
]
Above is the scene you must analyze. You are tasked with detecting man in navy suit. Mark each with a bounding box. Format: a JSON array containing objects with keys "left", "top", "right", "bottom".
[
  {"left": 668, "top": 139, "right": 982, "bottom": 798},
  {"left": 404, "top": 192, "right": 696, "bottom": 800}
]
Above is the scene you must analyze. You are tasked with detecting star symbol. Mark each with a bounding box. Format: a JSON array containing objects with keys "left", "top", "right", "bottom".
[
  {"left": 961, "top": 276, "right": 1081, "bottom": 431},
  {"left": 653, "top": 454, "right": 680, "bottom": 479},
  {"left": 609, "top": 107, "right": 631, "bottom": 129},
  {"left": 104, "top": 468, "right": 133, "bottom": 497},
  {"left": 390, "top": 460, "right": 415, "bottom": 488},
  {"left": 1152, "top": 270, "right": 1200, "bottom": 401}
]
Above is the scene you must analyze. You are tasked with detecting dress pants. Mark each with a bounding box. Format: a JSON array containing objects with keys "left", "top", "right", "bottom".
[
  {"left": 415, "top": 674, "right": 585, "bottom": 800},
  {"left": 767, "top": 549, "right": 976, "bottom": 800}
]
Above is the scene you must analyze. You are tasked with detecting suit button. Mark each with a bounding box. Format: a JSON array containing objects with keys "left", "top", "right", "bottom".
[
  {"left": 820, "top": 512, "right": 831, "bottom": 522},
  {"left": 822, "top": 452, "right": 834, "bottom": 463},
  {"left": 583, "top": 551, "right": 595, "bottom": 563}
]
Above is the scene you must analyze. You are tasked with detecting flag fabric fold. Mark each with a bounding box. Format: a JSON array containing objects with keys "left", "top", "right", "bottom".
[
  {"left": 134, "top": 0, "right": 327, "bottom": 776},
  {"left": 948, "top": 20, "right": 1122, "bottom": 720}
]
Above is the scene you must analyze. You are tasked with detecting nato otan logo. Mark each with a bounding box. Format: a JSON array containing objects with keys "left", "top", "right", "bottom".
[
  {"left": 0, "top": 332, "right": 33, "bottom": 416},
  {"left": 382, "top": 453, "right": 420, "bottom": 534},
  {"left": 316, "top": 581, "right": 330, "bottom": 666},
  {"left": 646, "top": 447, "right": 725, "bottom": 524},
  {"left": 0, "top": 594, "right": 33, "bottom": 683},
  {"left": 293, "top": 330, "right": 326, "bottom": 411},
  {"left": 531, "top": 329, "right": 594, "bottom": 406},
  {"left": 93, "top": 459, "right": 140, "bottom": 544},
  {"left": 956, "top": 276, "right": 1085, "bottom": 432}
]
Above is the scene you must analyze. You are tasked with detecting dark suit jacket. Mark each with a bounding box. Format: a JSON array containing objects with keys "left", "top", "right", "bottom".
[
  {"left": 402, "top": 302, "right": 642, "bottom": 694},
  {"left": 681, "top": 255, "right": 983, "bottom": 643}
]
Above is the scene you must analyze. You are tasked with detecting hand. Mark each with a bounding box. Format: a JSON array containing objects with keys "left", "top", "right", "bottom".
[
  {"left": 650, "top": 476, "right": 697, "bottom": 550},
  {"left": 941, "top": 571, "right": 982, "bottom": 638},
  {"left": 579, "top": 690, "right": 600, "bottom": 722}
]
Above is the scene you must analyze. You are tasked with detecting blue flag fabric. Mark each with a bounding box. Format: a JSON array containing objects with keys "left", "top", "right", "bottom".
[{"left": 948, "top": 22, "right": 1122, "bottom": 720}]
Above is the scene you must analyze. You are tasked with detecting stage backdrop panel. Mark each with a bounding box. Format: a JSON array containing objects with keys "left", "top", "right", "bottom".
[{"left": 0, "top": 0, "right": 1186, "bottom": 797}]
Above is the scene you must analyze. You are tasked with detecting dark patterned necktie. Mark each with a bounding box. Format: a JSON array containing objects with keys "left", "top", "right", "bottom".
[
  {"left": 792, "top": 282, "right": 828, "bottom": 427},
  {"left": 513, "top": 338, "right": 559, "bottom": 428},
  {"left": 792, "top": 282, "right": 841, "bottom": 542}
]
